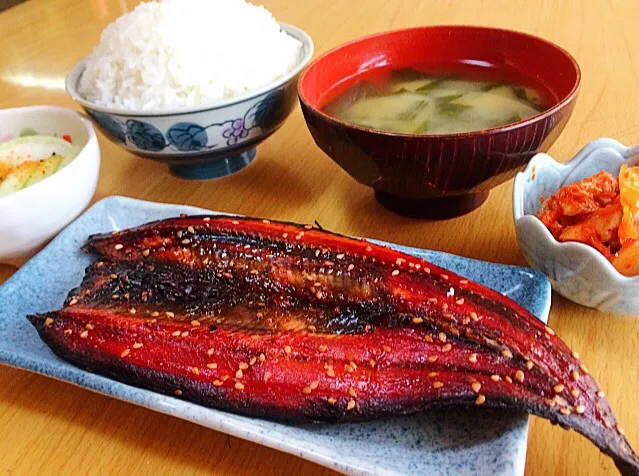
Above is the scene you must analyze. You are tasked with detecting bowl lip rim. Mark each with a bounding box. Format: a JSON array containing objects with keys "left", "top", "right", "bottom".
[
  {"left": 0, "top": 105, "right": 99, "bottom": 206},
  {"left": 512, "top": 139, "right": 639, "bottom": 285},
  {"left": 297, "top": 24, "right": 581, "bottom": 139},
  {"left": 65, "top": 22, "right": 315, "bottom": 117}
]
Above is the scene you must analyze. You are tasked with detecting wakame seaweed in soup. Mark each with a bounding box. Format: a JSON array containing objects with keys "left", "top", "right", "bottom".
[{"left": 323, "top": 68, "right": 549, "bottom": 135}]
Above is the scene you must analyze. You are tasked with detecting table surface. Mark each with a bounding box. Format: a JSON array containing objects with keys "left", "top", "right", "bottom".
[{"left": 1, "top": 0, "right": 638, "bottom": 474}]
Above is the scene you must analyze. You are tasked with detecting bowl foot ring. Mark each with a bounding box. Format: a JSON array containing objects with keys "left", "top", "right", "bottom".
[
  {"left": 374, "top": 190, "right": 489, "bottom": 219},
  {"left": 168, "top": 148, "right": 257, "bottom": 180}
]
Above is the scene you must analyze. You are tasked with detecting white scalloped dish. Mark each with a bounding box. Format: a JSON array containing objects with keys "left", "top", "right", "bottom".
[{"left": 513, "top": 138, "right": 639, "bottom": 314}]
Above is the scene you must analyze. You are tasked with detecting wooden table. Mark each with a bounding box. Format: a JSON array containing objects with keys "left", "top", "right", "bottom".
[{"left": 1, "top": 0, "right": 637, "bottom": 474}]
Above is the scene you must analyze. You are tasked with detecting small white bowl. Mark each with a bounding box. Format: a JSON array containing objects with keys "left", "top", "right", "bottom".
[
  {"left": 513, "top": 138, "right": 639, "bottom": 314},
  {"left": 0, "top": 106, "right": 100, "bottom": 266}
]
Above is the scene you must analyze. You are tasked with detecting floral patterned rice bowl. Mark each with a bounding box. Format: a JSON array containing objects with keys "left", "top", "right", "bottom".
[{"left": 66, "top": 23, "right": 313, "bottom": 180}]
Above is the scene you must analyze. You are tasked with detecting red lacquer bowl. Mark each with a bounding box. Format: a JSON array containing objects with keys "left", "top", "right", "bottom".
[{"left": 298, "top": 26, "right": 580, "bottom": 218}]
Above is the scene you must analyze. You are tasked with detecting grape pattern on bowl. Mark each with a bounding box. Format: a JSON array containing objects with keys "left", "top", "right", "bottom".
[{"left": 87, "top": 89, "right": 288, "bottom": 153}]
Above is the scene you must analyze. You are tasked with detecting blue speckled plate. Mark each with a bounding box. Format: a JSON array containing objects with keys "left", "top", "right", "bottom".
[{"left": 0, "top": 196, "right": 550, "bottom": 475}]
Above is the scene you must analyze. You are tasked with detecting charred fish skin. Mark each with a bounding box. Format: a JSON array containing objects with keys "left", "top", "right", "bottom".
[{"left": 28, "top": 215, "right": 639, "bottom": 475}]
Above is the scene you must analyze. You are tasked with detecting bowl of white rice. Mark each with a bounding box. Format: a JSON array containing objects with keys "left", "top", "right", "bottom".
[{"left": 66, "top": 0, "right": 313, "bottom": 179}]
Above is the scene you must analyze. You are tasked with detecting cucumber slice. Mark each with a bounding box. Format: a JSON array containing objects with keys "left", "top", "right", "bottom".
[
  {"left": 0, "top": 135, "right": 81, "bottom": 198},
  {"left": 0, "top": 162, "right": 37, "bottom": 197},
  {"left": 0, "top": 174, "right": 27, "bottom": 197},
  {"left": 0, "top": 162, "right": 10, "bottom": 182},
  {"left": 0, "top": 135, "right": 80, "bottom": 166},
  {"left": 24, "top": 155, "right": 63, "bottom": 187},
  {"left": 57, "top": 151, "right": 79, "bottom": 170}
]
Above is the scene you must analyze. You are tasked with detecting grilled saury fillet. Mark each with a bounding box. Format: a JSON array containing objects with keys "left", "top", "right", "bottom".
[{"left": 28, "top": 215, "right": 639, "bottom": 475}]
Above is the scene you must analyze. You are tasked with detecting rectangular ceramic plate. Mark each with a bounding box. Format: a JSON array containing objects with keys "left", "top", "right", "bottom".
[{"left": 0, "top": 196, "right": 551, "bottom": 476}]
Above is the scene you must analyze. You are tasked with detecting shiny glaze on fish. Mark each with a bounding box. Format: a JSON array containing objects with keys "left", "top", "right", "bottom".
[{"left": 28, "top": 215, "right": 639, "bottom": 475}]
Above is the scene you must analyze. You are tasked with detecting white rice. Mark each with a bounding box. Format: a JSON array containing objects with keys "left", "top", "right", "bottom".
[{"left": 78, "top": 0, "right": 303, "bottom": 110}]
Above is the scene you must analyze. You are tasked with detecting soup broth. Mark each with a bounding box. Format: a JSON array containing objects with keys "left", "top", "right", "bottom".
[{"left": 323, "top": 68, "right": 550, "bottom": 135}]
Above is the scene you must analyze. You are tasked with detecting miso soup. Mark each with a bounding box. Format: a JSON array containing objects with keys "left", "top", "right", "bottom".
[{"left": 323, "top": 68, "right": 550, "bottom": 135}]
